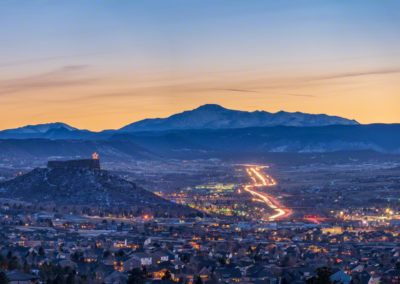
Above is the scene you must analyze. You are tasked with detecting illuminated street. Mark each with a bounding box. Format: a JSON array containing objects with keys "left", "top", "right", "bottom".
[{"left": 244, "top": 166, "right": 292, "bottom": 220}]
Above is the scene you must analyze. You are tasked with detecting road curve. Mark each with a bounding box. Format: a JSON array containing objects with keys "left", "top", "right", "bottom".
[{"left": 243, "top": 167, "right": 291, "bottom": 220}]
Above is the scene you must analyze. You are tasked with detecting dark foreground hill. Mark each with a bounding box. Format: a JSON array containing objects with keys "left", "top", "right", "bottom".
[{"left": 0, "top": 167, "right": 195, "bottom": 217}]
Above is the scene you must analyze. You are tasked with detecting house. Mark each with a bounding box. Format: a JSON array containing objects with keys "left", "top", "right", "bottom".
[
  {"left": 330, "top": 270, "right": 351, "bottom": 284},
  {"left": 6, "top": 270, "right": 39, "bottom": 284},
  {"left": 172, "top": 259, "right": 185, "bottom": 270},
  {"left": 198, "top": 266, "right": 212, "bottom": 282},
  {"left": 122, "top": 257, "right": 141, "bottom": 271},
  {"left": 149, "top": 265, "right": 176, "bottom": 281},
  {"left": 103, "top": 270, "right": 128, "bottom": 284},
  {"left": 152, "top": 251, "right": 170, "bottom": 264},
  {"left": 130, "top": 252, "right": 152, "bottom": 266},
  {"left": 57, "top": 259, "right": 77, "bottom": 269}
]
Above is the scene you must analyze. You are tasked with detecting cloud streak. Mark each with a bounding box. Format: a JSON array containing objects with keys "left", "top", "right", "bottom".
[
  {"left": 217, "top": 88, "right": 258, "bottom": 93},
  {"left": 0, "top": 52, "right": 110, "bottom": 68},
  {"left": 0, "top": 65, "right": 96, "bottom": 95},
  {"left": 311, "top": 68, "right": 400, "bottom": 81}
]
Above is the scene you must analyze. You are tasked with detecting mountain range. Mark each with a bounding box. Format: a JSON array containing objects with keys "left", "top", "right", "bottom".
[
  {"left": 120, "top": 104, "right": 358, "bottom": 132},
  {"left": 0, "top": 105, "right": 399, "bottom": 157},
  {"left": 0, "top": 104, "right": 358, "bottom": 139}
]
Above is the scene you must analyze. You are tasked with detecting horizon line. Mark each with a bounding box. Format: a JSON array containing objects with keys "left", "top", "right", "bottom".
[{"left": 2, "top": 103, "right": 398, "bottom": 132}]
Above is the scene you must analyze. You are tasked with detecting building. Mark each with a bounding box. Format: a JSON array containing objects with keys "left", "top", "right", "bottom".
[{"left": 47, "top": 153, "right": 100, "bottom": 170}]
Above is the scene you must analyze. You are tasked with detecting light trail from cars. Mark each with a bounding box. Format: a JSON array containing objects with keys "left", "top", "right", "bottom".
[{"left": 243, "top": 166, "right": 291, "bottom": 220}]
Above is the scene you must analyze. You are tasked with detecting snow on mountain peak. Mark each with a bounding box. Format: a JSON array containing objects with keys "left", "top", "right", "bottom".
[
  {"left": 120, "top": 104, "right": 359, "bottom": 132},
  {"left": 2, "top": 122, "right": 77, "bottom": 134}
]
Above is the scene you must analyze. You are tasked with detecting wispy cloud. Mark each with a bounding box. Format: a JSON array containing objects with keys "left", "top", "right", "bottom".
[
  {"left": 285, "top": 93, "right": 315, "bottom": 98},
  {"left": 0, "top": 52, "right": 109, "bottom": 68},
  {"left": 311, "top": 68, "right": 400, "bottom": 81},
  {"left": 216, "top": 88, "right": 258, "bottom": 93},
  {"left": 0, "top": 65, "right": 96, "bottom": 95},
  {"left": 35, "top": 91, "right": 136, "bottom": 104},
  {"left": 8, "top": 66, "right": 396, "bottom": 103}
]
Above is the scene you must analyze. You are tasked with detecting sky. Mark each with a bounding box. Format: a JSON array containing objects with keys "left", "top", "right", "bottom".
[{"left": 0, "top": 0, "right": 399, "bottom": 131}]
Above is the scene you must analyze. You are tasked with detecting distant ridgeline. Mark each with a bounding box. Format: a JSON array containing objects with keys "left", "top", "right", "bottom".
[{"left": 47, "top": 153, "right": 100, "bottom": 169}]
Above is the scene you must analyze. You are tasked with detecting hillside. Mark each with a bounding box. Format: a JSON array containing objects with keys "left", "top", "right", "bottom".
[
  {"left": 0, "top": 166, "right": 195, "bottom": 217},
  {"left": 112, "top": 124, "right": 400, "bottom": 156},
  {"left": 0, "top": 138, "right": 156, "bottom": 160},
  {"left": 0, "top": 124, "right": 400, "bottom": 161}
]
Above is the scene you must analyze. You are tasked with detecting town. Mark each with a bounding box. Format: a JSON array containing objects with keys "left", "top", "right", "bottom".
[{"left": 0, "top": 153, "right": 399, "bottom": 283}]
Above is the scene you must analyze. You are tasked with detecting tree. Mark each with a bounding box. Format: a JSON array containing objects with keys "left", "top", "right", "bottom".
[
  {"left": 0, "top": 255, "right": 7, "bottom": 270},
  {"left": 127, "top": 268, "right": 146, "bottom": 284},
  {"left": 194, "top": 275, "right": 203, "bottom": 284},
  {"left": 181, "top": 254, "right": 190, "bottom": 264},
  {"left": 66, "top": 272, "right": 75, "bottom": 284},
  {"left": 39, "top": 246, "right": 45, "bottom": 256},
  {"left": 0, "top": 272, "right": 9, "bottom": 284},
  {"left": 7, "top": 256, "right": 21, "bottom": 271},
  {"left": 314, "top": 266, "right": 333, "bottom": 284},
  {"left": 71, "top": 252, "right": 84, "bottom": 264},
  {"left": 23, "top": 260, "right": 31, "bottom": 273},
  {"left": 162, "top": 270, "right": 172, "bottom": 281},
  {"left": 115, "top": 249, "right": 125, "bottom": 259},
  {"left": 53, "top": 274, "right": 64, "bottom": 284}
]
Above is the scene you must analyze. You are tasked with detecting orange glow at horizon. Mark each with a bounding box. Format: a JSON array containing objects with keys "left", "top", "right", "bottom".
[
  {"left": 1, "top": 1, "right": 399, "bottom": 131},
  {"left": 0, "top": 68, "right": 399, "bottom": 131}
]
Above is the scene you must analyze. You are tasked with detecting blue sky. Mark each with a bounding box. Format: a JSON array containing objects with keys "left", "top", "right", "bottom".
[{"left": 0, "top": 0, "right": 399, "bottom": 130}]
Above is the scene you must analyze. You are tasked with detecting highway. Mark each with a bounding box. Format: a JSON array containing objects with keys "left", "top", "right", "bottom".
[{"left": 243, "top": 166, "right": 292, "bottom": 220}]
